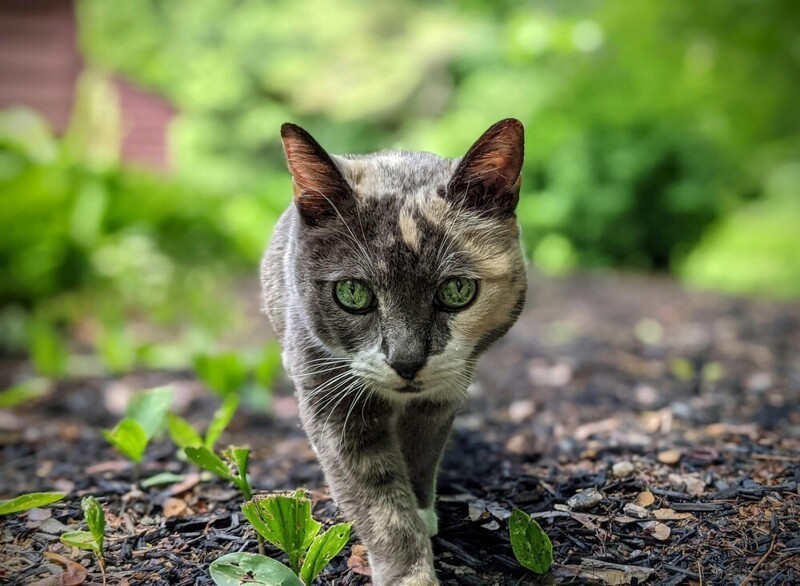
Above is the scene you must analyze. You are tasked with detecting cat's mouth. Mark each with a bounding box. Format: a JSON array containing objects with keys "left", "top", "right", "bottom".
[{"left": 396, "top": 383, "right": 423, "bottom": 394}]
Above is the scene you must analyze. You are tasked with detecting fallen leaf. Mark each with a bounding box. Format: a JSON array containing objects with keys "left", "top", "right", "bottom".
[
  {"left": 640, "top": 520, "right": 671, "bottom": 540},
  {"left": 657, "top": 449, "right": 682, "bottom": 465},
  {"left": 84, "top": 460, "right": 131, "bottom": 475},
  {"left": 167, "top": 472, "right": 201, "bottom": 496},
  {"left": 163, "top": 497, "right": 189, "bottom": 518},
  {"left": 633, "top": 491, "right": 655, "bottom": 508},
  {"left": 347, "top": 544, "right": 371, "bottom": 576},
  {"left": 482, "top": 519, "right": 500, "bottom": 530},
  {"left": 556, "top": 559, "right": 654, "bottom": 584},
  {"left": 43, "top": 553, "right": 88, "bottom": 585}
]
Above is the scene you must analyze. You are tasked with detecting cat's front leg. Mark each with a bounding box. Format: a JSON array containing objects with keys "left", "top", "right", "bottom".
[
  {"left": 299, "top": 396, "right": 438, "bottom": 586},
  {"left": 397, "top": 401, "right": 457, "bottom": 538}
]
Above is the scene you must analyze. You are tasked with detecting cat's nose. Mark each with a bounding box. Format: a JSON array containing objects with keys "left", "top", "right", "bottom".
[{"left": 390, "top": 360, "right": 425, "bottom": 381}]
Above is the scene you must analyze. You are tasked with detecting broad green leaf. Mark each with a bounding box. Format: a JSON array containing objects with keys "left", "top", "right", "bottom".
[
  {"left": 126, "top": 386, "right": 174, "bottom": 439},
  {"left": 242, "top": 492, "right": 321, "bottom": 574},
  {"left": 209, "top": 552, "right": 303, "bottom": 586},
  {"left": 0, "top": 492, "right": 65, "bottom": 515},
  {"left": 29, "top": 319, "right": 68, "bottom": 378},
  {"left": 194, "top": 353, "right": 248, "bottom": 396},
  {"left": 509, "top": 508, "right": 553, "bottom": 575},
  {"left": 184, "top": 446, "right": 232, "bottom": 480},
  {"left": 141, "top": 472, "right": 186, "bottom": 488},
  {"left": 300, "top": 522, "right": 351, "bottom": 585},
  {"left": 60, "top": 530, "right": 100, "bottom": 554},
  {"left": 102, "top": 418, "right": 148, "bottom": 463},
  {"left": 167, "top": 413, "right": 204, "bottom": 449},
  {"left": 205, "top": 394, "right": 240, "bottom": 449},
  {"left": 82, "top": 496, "right": 105, "bottom": 555}
]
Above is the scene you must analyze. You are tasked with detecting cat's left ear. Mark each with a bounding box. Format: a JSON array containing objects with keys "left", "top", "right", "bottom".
[
  {"left": 280, "top": 123, "right": 353, "bottom": 226},
  {"left": 447, "top": 118, "right": 524, "bottom": 215}
]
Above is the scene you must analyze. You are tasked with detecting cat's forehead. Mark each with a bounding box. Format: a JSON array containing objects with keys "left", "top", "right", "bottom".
[{"left": 334, "top": 151, "right": 459, "bottom": 197}]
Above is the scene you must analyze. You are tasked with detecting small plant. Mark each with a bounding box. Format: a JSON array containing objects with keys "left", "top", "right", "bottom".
[
  {"left": 209, "top": 491, "right": 351, "bottom": 586},
  {"left": 61, "top": 496, "right": 106, "bottom": 580},
  {"left": 102, "top": 386, "right": 173, "bottom": 481},
  {"left": 0, "top": 491, "right": 65, "bottom": 515},
  {"left": 509, "top": 508, "right": 554, "bottom": 575},
  {"left": 167, "top": 394, "right": 239, "bottom": 450},
  {"left": 193, "top": 352, "right": 249, "bottom": 396}
]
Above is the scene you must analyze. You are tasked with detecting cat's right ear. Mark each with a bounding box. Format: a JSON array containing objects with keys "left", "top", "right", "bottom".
[{"left": 280, "top": 123, "right": 353, "bottom": 226}]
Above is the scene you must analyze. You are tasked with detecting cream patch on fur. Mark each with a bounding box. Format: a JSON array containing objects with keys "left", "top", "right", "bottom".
[{"left": 398, "top": 207, "right": 420, "bottom": 251}]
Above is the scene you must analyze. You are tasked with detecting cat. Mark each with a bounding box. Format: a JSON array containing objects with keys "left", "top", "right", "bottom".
[{"left": 261, "top": 119, "right": 527, "bottom": 585}]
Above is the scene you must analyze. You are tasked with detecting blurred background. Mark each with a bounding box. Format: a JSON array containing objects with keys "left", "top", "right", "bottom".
[{"left": 1, "top": 0, "right": 798, "bottom": 392}]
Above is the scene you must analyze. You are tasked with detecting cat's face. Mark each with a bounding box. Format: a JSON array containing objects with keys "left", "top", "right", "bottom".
[{"left": 281, "top": 120, "right": 527, "bottom": 402}]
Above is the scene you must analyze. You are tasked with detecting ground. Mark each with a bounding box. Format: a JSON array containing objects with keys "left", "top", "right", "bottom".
[{"left": 1, "top": 273, "right": 799, "bottom": 585}]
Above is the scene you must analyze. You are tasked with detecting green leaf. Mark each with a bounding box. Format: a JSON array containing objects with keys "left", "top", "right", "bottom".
[
  {"left": 102, "top": 418, "right": 148, "bottom": 463},
  {"left": 241, "top": 492, "right": 321, "bottom": 574},
  {"left": 60, "top": 530, "right": 100, "bottom": 554},
  {"left": 194, "top": 353, "right": 248, "bottom": 396},
  {"left": 254, "top": 342, "right": 283, "bottom": 389},
  {"left": 167, "top": 413, "right": 204, "bottom": 449},
  {"left": 0, "top": 378, "right": 50, "bottom": 408},
  {"left": 184, "top": 446, "right": 232, "bottom": 481},
  {"left": 141, "top": 472, "right": 186, "bottom": 488},
  {"left": 509, "top": 508, "right": 553, "bottom": 575},
  {"left": 300, "top": 522, "right": 351, "bottom": 585},
  {"left": 225, "top": 446, "right": 251, "bottom": 499},
  {"left": 126, "top": 386, "right": 174, "bottom": 439},
  {"left": 82, "top": 496, "right": 105, "bottom": 556},
  {"left": 205, "top": 394, "right": 240, "bottom": 449},
  {"left": 209, "top": 552, "right": 303, "bottom": 586},
  {"left": 0, "top": 491, "right": 65, "bottom": 515}
]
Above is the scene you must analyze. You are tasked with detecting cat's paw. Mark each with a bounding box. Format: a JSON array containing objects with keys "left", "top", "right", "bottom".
[
  {"left": 417, "top": 507, "right": 438, "bottom": 537},
  {"left": 395, "top": 571, "right": 440, "bottom": 586}
]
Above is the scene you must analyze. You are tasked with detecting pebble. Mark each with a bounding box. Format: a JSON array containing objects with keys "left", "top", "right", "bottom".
[
  {"left": 657, "top": 449, "right": 682, "bottom": 465},
  {"left": 612, "top": 461, "right": 635, "bottom": 478},
  {"left": 566, "top": 487, "right": 604, "bottom": 511}
]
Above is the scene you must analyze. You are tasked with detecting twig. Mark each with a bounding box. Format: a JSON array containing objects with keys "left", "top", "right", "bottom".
[
  {"left": 739, "top": 535, "right": 777, "bottom": 586},
  {"left": 751, "top": 454, "right": 800, "bottom": 463}
]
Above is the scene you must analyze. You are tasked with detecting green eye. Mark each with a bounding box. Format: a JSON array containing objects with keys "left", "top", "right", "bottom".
[
  {"left": 334, "top": 280, "right": 375, "bottom": 313},
  {"left": 436, "top": 277, "right": 478, "bottom": 310}
]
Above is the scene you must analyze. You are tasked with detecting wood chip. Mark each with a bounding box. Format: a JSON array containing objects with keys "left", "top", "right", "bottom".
[{"left": 653, "top": 508, "right": 693, "bottom": 520}]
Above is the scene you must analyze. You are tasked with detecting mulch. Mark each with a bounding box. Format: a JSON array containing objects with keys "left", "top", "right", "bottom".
[{"left": 1, "top": 272, "right": 799, "bottom": 585}]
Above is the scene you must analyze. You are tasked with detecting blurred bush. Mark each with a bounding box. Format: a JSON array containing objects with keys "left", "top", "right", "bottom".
[{"left": 2, "top": 0, "right": 799, "bottom": 383}]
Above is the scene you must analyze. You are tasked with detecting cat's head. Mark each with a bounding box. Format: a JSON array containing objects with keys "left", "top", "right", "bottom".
[{"left": 280, "top": 119, "right": 527, "bottom": 402}]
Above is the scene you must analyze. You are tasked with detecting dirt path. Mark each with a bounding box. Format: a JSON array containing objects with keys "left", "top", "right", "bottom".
[{"left": 2, "top": 273, "right": 798, "bottom": 585}]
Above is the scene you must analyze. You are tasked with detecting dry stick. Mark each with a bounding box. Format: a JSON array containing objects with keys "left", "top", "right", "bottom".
[{"left": 739, "top": 535, "right": 777, "bottom": 586}]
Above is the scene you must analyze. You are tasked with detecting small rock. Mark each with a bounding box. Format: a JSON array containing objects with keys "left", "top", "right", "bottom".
[
  {"left": 566, "top": 487, "right": 604, "bottom": 511},
  {"left": 38, "top": 517, "right": 70, "bottom": 535},
  {"left": 623, "top": 503, "right": 650, "bottom": 519},
  {"left": 657, "top": 449, "right": 682, "bottom": 465},
  {"left": 508, "top": 400, "right": 536, "bottom": 423},
  {"left": 641, "top": 520, "right": 671, "bottom": 540},
  {"left": 612, "top": 461, "right": 635, "bottom": 478}
]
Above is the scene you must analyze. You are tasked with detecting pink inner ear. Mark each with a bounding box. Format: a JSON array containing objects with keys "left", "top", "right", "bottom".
[{"left": 280, "top": 123, "right": 352, "bottom": 221}]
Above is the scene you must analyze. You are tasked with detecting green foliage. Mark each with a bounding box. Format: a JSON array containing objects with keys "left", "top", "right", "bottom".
[
  {"left": 0, "top": 378, "right": 50, "bottom": 408},
  {"left": 0, "top": 492, "right": 65, "bottom": 515},
  {"left": 60, "top": 496, "right": 106, "bottom": 561},
  {"left": 184, "top": 445, "right": 253, "bottom": 500},
  {"left": 509, "top": 508, "right": 553, "bottom": 575},
  {"left": 167, "top": 394, "right": 240, "bottom": 451},
  {"left": 210, "top": 552, "right": 303, "bottom": 586},
  {"left": 194, "top": 353, "right": 249, "bottom": 396},
  {"left": 239, "top": 491, "right": 352, "bottom": 585},
  {"left": 103, "top": 387, "right": 173, "bottom": 463}
]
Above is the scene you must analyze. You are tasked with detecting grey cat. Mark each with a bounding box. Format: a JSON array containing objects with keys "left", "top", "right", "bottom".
[{"left": 261, "top": 119, "right": 527, "bottom": 585}]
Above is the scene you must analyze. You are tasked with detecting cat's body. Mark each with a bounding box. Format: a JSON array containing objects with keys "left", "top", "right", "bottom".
[{"left": 261, "top": 120, "right": 526, "bottom": 585}]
